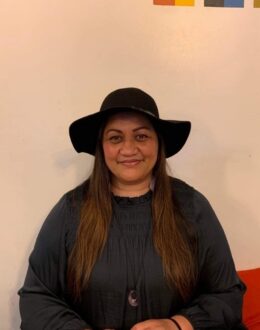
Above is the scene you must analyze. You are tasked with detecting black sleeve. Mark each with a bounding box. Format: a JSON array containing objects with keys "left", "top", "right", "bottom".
[
  {"left": 178, "top": 191, "right": 246, "bottom": 330},
  {"left": 18, "top": 194, "right": 91, "bottom": 330}
]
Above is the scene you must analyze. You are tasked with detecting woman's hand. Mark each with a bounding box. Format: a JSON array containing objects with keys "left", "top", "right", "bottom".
[
  {"left": 131, "top": 316, "right": 193, "bottom": 330},
  {"left": 131, "top": 319, "right": 178, "bottom": 330}
]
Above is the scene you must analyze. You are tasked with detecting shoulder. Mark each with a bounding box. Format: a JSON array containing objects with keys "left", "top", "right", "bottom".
[
  {"left": 169, "top": 176, "right": 196, "bottom": 203},
  {"left": 169, "top": 177, "right": 218, "bottom": 227},
  {"left": 38, "top": 181, "right": 88, "bottom": 241},
  {"left": 169, "top": 177, "right": 230, "bottom": 255},
  {"left": 43, "top": 180, "right": 87, "bottom": 225},
  {"left": 169, "top": 176, "right": 209, "bottom": 210},
  {"left": 64, "top": 179, "right": 89, "bottom": 206},
  {"left": 31, "top": 180, "right": 89, "bottom": 258}
]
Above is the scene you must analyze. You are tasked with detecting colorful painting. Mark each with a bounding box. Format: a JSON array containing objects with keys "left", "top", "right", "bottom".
[
  {"left": 153, "top": 0, "right": 258, "bottom": 7},
  {"left": 153, "top": 0, "right": 194, "bottom": 6},
  {"left": 204, "top": 0, "right": 244, "bottom": 7}
]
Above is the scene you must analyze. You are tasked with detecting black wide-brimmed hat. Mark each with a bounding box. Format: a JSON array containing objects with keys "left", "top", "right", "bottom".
[{"left": 69, "top": 87, "right": 191, "bottom": 158}]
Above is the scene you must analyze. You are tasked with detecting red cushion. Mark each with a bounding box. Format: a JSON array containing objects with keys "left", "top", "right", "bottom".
[{"left": 238, "top": 268, "right": 260, "bottom": 330}]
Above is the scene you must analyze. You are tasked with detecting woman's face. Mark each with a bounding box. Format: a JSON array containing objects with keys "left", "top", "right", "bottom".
[{"left": 102, "top": 112, "right": 159, "bottom": 190}]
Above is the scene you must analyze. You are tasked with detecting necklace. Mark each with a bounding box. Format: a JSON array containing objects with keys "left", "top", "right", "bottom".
[
  {"left": 128, "top": 289, "right": 139, "bottom": 307},
  {"left": 113, "top": 196, "right": 152, "bottom": 308}
]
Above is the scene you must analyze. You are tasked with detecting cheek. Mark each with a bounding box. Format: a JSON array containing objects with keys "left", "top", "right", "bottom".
[
  {"left": 102, "top": 143, "right": 118, "bottom": 161},
  {"left": 147, "top": 141, "right": 159, "bottom": 160}
]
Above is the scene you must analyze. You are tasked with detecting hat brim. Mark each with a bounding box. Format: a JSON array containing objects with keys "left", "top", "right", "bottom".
[{"left": 69, "top": 107, "right": 191, "bottom": 158}]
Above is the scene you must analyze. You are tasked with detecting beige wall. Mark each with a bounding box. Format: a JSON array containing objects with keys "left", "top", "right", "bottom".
[{"left": 1, "top": 1, "right": 259, "bottom": 328}]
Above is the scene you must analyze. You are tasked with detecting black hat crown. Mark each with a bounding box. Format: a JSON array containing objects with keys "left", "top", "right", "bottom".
[{"left": 100, "top": 88, "right": 159, "bottom": 118}]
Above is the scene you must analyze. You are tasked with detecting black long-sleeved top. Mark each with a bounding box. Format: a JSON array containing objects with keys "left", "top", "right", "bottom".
[{"left": 18, "top": 178, "right": 246, "bottom": 330}]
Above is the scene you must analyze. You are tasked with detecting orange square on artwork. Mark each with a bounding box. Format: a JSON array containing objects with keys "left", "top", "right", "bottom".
[{"left": 154, "top": 0, "right": 174, "bottom": 5}]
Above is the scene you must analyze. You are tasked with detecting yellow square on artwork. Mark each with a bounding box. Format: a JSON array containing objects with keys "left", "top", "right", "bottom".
[
  {"left": 254, "top": 0, "right": 260, "bottom": 8},
  {"left": 175, "top": 0, "right": 194, "bottom": 5}
]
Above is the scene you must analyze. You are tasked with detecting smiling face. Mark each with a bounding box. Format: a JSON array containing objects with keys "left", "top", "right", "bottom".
[{"left": 102, "top": 112, "right": 159, "bottom": 195}]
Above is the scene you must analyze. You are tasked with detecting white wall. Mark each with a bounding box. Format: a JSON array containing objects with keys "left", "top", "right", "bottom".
[{"left": 1, "top": 1, "right": 259, "bottom": 328}]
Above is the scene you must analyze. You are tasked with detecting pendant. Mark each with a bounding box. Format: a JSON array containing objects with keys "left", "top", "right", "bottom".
[{"left": 128, "top": 289, "right": 138, "bottom": 307}]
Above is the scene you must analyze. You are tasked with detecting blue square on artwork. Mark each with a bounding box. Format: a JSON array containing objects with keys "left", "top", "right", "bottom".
[{"left": 224, "top": 0, "right": 244, "bottom": 7}]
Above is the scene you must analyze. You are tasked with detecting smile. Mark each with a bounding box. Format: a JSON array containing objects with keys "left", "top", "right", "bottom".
[{"left": 118, "top": 160, "right": 143, "bottom": 167}]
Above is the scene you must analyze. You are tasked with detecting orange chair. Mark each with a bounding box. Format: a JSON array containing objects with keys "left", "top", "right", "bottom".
[{"left": 238, "top": 268, "right": 260, "bottom": 330}]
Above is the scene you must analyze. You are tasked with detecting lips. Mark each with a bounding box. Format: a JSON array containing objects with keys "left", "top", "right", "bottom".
[{"left": 118, "top": 159, "right": 143, "bottom": 166}]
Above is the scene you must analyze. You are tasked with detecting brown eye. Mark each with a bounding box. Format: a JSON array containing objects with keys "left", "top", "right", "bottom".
[
  {"left": 136, "top": 134, "right": 148, "bottom": 141},
  {"left": 109, "top": 135, "right": 122, "bottom": 143}
]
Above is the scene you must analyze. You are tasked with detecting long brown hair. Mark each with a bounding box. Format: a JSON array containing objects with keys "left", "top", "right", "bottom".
[{"left": 67, "top": 128, "right": 198, "bottom": 302}]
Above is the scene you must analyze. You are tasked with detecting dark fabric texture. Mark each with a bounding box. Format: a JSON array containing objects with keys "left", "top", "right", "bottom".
[{"left": 18, "top": 178, "right": 246, "bottom": 330}]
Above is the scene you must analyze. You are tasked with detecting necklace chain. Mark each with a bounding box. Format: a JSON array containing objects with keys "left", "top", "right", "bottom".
[{"left": 113, "top": 209, "right": 151, "bottom": 308}]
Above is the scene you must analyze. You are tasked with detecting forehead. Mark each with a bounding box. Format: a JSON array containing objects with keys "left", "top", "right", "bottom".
[{"left": 104, "top": 111, "right": 154, "bottom": 130}]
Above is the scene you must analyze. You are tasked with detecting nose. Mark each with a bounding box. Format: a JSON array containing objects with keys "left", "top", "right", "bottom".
[{"left": 120, "top": 138, "right": 138, "bottom": 155}]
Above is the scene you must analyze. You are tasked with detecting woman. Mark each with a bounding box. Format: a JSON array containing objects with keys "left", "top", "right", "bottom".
[{"left": 19, "top": 88, "right": 246, "bottom": 330}]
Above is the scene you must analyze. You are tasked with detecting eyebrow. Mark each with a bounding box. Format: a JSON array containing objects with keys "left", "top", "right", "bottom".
[{"left": 104, "top": 126, "right": 152, "bottom": 134}]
